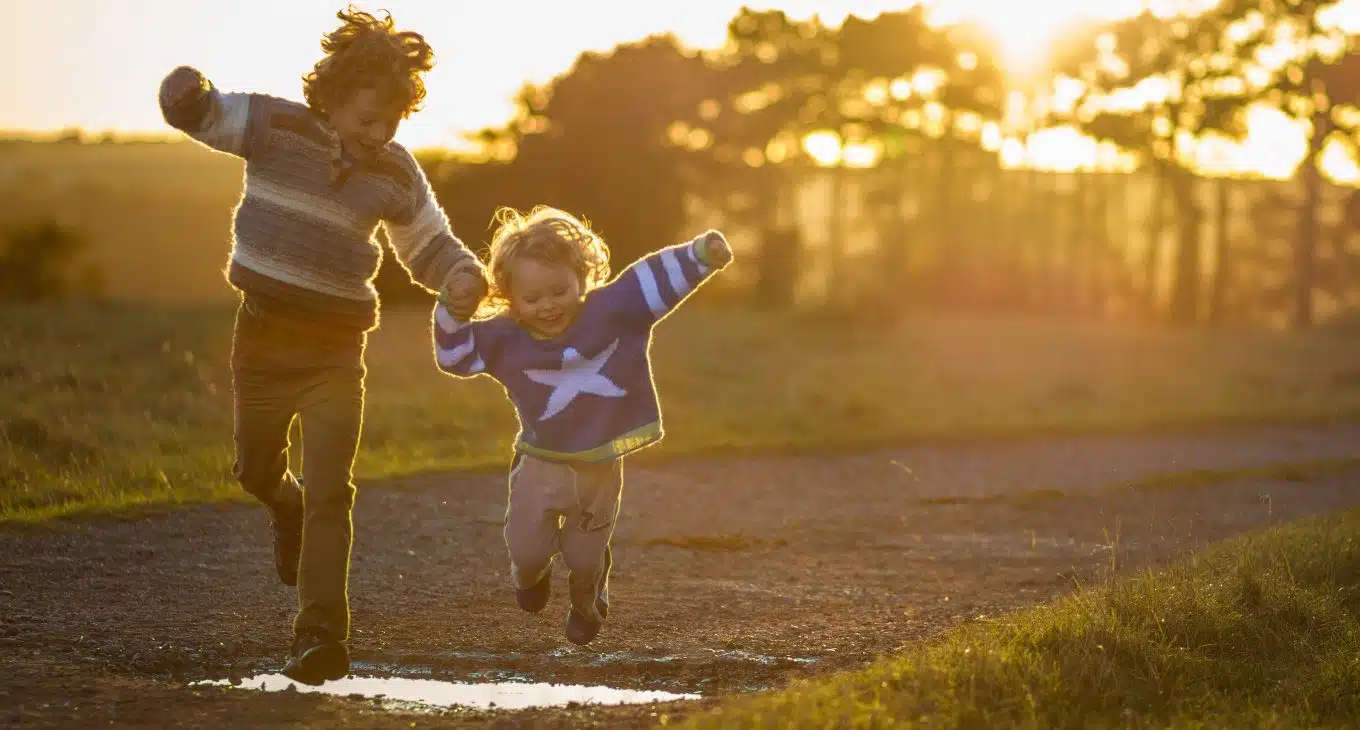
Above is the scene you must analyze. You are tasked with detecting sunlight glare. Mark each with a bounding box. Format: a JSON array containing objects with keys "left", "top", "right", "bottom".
[
  {"left": 924, "top": 0, "right": 1148, "bottom": 74},
  {"left": 843, "top": 141, "right": 882, "bottom": 168},
  {"left": 1025, "top": 125, "right": 1098, "bottom": 172},
  {"left": 804, "top": 131, "right": 843, "bottom": 167},
  {"left": 1321, "top": 137, "right": 1360, "bottom": 184}
]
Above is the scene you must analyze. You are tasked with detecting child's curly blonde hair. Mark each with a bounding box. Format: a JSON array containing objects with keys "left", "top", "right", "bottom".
[
  {"left": 480, "top": 206, "right": 612, "bottom": 316},
  {"left": 302, "top": 5, "right": 435, "bottom": 120}
]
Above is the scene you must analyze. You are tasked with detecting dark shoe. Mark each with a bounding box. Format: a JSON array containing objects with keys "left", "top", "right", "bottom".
[
  {"left": 516, "top": 572, "right": 551, "bottom": 614},
  {"left": 565, "top": 600, "right": 608, "bottom": 646},
  {"left": 271, "top": 505, "right": 302, "bottom": 588},
  {"left": 281, "top": 629, "right": 349, "bottom": 686}
]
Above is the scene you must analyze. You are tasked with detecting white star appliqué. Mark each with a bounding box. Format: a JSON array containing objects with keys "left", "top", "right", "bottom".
[{"left": 523, "top": 339, "right": 627, "bottom": 422}]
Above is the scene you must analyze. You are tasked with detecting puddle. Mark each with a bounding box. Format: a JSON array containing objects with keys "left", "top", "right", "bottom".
[{"left": 195, "top": 674, "right": 699, "bottom": 711}]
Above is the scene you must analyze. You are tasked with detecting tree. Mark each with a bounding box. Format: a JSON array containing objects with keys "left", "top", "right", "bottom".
[
  {"left": 1050, "top": 5, "right": 1257, "bottom": 324},
  {"left": 682, "top": 7, "right": 1006, "bottom": 309},
  {"left": 1212, "top": 0, "right": 1359, "bottom": 326},
  {"left": 470, "top": 35, "right": 716, "bottom": 268},
  {"left": 0, "top": 218, "right": 97, "bottom": 301}
]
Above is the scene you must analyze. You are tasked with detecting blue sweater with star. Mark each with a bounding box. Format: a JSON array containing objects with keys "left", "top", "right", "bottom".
[{"left": 433, "top": 233, "right": 727, "bottom": 463}]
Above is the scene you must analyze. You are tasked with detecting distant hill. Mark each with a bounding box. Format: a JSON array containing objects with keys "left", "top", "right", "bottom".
[{"left": 0, "top": 140, "right": 244, "bottom": 304}]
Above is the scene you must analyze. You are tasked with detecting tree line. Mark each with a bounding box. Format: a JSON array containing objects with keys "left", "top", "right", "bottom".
[
  {"left": 375, "top": 2, "right": 1358, "bottom": 329},
  {"left": 9, "top": 3, "right": 1352, "bottom": 328}
]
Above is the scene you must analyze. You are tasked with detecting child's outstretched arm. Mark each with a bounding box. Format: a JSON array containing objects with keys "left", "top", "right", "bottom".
[
  {"left": 382, "top": 149, "right": 488, "bottom": 318},
  {"left": 432, "top": 303, "right": 491, "bottom": 378},
  {"left": 158, "top": 66, "right": 263, "bottom": 159},
  {"left": 606, "top": 230, "right": 733, "bottom": 329}
]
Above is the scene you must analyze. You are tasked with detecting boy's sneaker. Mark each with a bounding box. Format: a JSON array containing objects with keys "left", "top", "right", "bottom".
[
  {"left": 565, "top": 599, "right": 609, "bottom": 646},
  {"left": 271, "top": 506, "right": 303, "bottom": 588},
  {"left": 516, "top": 572, "right": 552, "bottom": 614},
  {"left": 281, "top": 628, "right": 349, "bottom": 686}
]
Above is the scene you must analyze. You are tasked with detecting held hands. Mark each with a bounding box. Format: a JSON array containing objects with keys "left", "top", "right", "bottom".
[
  {"left": 439, "top": 264, "right": 490, "bottom": 320},
  {"left": 160, "top": 66, "right": 207, "bottom": 109},
  {"left": 698, "top": 230, "right": 733, "bottom": 267}
]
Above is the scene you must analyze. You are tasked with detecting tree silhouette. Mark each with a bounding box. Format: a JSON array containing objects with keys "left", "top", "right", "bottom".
[
  {"left": 472, "top": 35, "right": 715, "bottom": 267},
  {"left": 1050, "top": 6, "right": 1258, "bottom": 324},
  {"left": 682, "top": 8, "right": 1006, "bottom": 308},
  {"left": 1211, "top": 0, "right": 1359, "bottom": 326},
  {"left": 0, "top": 218, "right": 96, "bottom": 302}
]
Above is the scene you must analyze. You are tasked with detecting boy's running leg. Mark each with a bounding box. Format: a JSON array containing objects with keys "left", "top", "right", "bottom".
[
  {"left": 285, "top": 335, "right": 366, "bottom": 686},
  {"left": 230, "top": 303, "right": 305, "bottom": 587}
]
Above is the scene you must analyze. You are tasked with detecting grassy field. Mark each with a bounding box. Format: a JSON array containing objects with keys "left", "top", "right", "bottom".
[
  {"left": 3, "top": 302, "right": 1360, "bottom": 522},
  {"left": 0, "top": 140, "right": 244, "bottom": 303},
  {"left": 680, "top": 507, "right": 1360, "bottom": 729}
]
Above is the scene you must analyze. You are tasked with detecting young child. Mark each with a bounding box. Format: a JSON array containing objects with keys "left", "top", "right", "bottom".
[
  {"left": 158, "top": 6, "right": 488, "bottom": 685},
  {"left": 432, "top": 206, "right": 732, "bottom": 645}
]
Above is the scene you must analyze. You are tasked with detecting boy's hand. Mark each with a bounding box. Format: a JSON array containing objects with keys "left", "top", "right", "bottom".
[
  {"left": 440, "top": 266, "right": 489, "bottom": 319},
  {"left": 160, "top": 66, "right": 207, "bottom": 109},
  {"left": 699, "top": 230, "right": 733, "bottom": 267}
]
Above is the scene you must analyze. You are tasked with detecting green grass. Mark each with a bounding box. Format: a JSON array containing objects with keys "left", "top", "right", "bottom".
[
  {"left": 681, "top": 508, "right": 1360, "bottom": 730},
  {"left": 912, "top": 458, "right": 1360, "bottom": 509},
  {"left": 1124, "top": 458, "right": 1360, "bottom": 493},
  {"left": 4, "top": 303, "right": 1360, "bottom": 522}
]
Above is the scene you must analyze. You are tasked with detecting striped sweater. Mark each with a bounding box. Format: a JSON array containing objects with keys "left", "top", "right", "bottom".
[
  {"left": 433, "top": 235, "right": 726, "bottom": 463},
  {"left": 158, "top": 68, "right": 481, "bottom": 332}
]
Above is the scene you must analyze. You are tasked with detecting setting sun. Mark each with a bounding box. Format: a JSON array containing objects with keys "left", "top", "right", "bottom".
[
  {"left": 925, "top": 0, "right": 1149, "bottom": 72},
  {"left": 6, "top": 0, "right": 1349, "bottom": 183}
]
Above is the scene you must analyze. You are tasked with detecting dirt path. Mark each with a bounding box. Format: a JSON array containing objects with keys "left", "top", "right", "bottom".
[{"left": 3, "top": 424, "right": 1359, "bottom": 729}]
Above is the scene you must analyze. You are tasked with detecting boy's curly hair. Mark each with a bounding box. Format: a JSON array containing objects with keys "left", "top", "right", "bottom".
[
  {"left": 481, "top": 206, "right": 612, "bottom": 317},
  {"left": 302, "top": 5, "right": 435, "bottom": 119}
]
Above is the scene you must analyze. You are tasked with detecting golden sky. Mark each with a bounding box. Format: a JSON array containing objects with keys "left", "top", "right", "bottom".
[
  {"left": 0, "top": 0, "right": 1133, "bottom": 148},
  {"left": 0, "top": 0, "right": 1355, "bottom": 180}
]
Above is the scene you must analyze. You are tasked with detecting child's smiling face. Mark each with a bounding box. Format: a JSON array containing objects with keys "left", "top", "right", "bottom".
[
  {"left": 329, "top": 88, "right": 400, "bottom": 161},
  {"left": 506, "top": 258, "right": 583, "bottom": 337}
]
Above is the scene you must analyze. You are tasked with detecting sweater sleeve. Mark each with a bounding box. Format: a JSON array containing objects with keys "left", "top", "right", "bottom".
[
  {"left": 600, "top": 231, "right": 728, "bottom": 331},
  {"left": 432, "top": 304, "right": 494, "bottom": 378},
  {"left": 381, "top": 145, "right": 485, "bottom": 295},
  {"left": 158, "top": 67, "right": 264, "bottom": 159}
]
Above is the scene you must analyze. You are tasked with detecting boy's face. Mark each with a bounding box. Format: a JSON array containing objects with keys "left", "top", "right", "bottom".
[
  {"left": 507, "top": 258, "right": 583, "bottom": 338},
  {"left": 330, "top": 88, "right": 400, "bottom": 161}
]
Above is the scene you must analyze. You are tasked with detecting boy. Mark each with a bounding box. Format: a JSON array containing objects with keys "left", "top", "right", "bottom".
[{"left": 158, "top": 6, "right": 486, "bottom": 684}]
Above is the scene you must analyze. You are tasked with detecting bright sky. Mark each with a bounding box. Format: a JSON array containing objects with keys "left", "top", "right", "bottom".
[
  {"left": 0, "top": 0, "right": 1135, "bottom": 150},
  {"left": 0, "top": 0, "right": 1354, "bottom": 180}
]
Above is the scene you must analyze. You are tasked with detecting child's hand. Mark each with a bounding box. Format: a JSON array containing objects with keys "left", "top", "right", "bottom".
[
  {"left": 159, "top": 67, "right": 206, "bottom": 108},
  {"left": 699, "top": 230, "right": 733, "bottom": 267},
  {"left": 440, "top": 266, "right": 489, "bottom": 319},
  {"left": 160, "top": 66, "right": 206, "bottom": 109}
]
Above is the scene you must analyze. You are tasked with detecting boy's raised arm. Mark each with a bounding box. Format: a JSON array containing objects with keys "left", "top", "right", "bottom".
[
  {"left": 606, "top": 230, "right": 733, "bottom": 330},
  {"left": 158, "top": 66, "right": 261, "bottom": 159}
]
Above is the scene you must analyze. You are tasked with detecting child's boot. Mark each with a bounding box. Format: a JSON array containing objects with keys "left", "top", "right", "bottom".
[
  {"left": 566, "top": 600, "right": 607, "bottom": 646},
  {"left": 516, "top": 571, "right": 552, "bottom": 614},
  {"left": 282, "top": 627, "right": 349, "bottom": 686}
]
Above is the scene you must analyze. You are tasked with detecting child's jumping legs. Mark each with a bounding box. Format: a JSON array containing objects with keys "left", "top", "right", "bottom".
[
  {"left": 230, "top": 302, "right": 365, "bottom": 684},
  {"left": 504, "top": 455, "right": 623, "bottom": 644}
]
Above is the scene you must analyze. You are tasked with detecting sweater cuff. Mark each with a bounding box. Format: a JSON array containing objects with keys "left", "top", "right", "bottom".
[
  {"left": 448, "top": 256, "right": 488, "bottom": 281},
  {"left": 692, "top": 234, "right": 713, "bottom": 268},
  {"left": 692, "top": 231, "right": 726, "bottom": 268}
]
